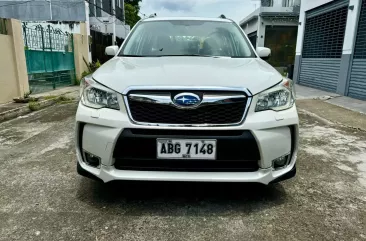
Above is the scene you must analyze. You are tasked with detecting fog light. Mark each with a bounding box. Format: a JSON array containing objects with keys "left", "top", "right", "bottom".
[
  {"left": 272, "top": 154, "right": 290, "bottom": 169},
  {"left": 83, "top": 151, "right": 101, "bottom": 168}
]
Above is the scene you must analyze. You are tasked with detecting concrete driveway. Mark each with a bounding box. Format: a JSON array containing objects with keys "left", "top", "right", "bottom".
[{"left": 0, "top": 101, "right": 365, "bottom": 241}]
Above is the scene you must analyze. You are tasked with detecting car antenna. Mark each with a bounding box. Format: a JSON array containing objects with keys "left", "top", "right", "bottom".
[{"left": 219, "top": 14, "right": 226, "bottom": 19}]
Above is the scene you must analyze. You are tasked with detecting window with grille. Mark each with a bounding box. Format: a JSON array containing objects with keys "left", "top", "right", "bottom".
[
  {"left": 261, "top": 0, "right": 274, "bottom": 7},
  {"left": 354, "top": 0, "right": 366, "bottom": 58},
  {"left": 96, "top": 0, "right": 102, "bottom": 17},
  {"left": 89, "top": 0, "right": 95, "bottom": 17},
  {"left": 103, "top": 0, "right": 112, "bottom": 15},
  {"left": 283, "top": 0, "right": 294, "bottom": 7},
  {"left": 248, "top": 31, "right": 257, "bottom": 48},
  {"left": 302, "top": 6, "right": 348, "bottom": 58}
]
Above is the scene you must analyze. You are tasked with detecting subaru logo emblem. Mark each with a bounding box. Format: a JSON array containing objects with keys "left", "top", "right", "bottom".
[{"left": 173, "top": 93, "right": 201, "bottom": 108}]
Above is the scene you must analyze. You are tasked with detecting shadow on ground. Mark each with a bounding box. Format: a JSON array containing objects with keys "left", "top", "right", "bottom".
[{"left": 76, "top": 179, "right": 289, "bottom": 216}]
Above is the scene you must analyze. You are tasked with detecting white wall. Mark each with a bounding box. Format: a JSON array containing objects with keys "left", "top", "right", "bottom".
[
  {"left": 273, "top": 0, "right": 283, "bottom": 7},
  {"left": 343, "top": 0, "right": 362, "bottom": 54},
  {"left": 89, "top": 17, "right": 130, "bottom": 39},
  {"left": 239, "top": 8, "right": 260, "bottom": 26},
  {"left": 242, "top": 18, "right": 258, "bottom": 34},
  {"left": 115, "top": 24, "right": 131, "bottom": 40}
]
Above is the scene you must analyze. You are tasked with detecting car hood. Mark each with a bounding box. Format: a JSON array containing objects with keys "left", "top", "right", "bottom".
[{"left": 92, "top": 57, "right": 283, "bottom": 95}]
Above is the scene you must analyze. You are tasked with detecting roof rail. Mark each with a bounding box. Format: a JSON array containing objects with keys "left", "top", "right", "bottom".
[
  {"left": 149, "top": 13, "right": 157, "bottom": 18},
  {"left": 219, "top": 14, "right": 226, "bottom": 19}
]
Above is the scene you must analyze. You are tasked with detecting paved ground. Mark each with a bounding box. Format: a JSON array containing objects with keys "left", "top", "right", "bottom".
[
  {"left": 1, "top": 101, "right": 366, "bottom": 241},
  {"left": 296, "top": 84, "right": 340, "bottom": 100},
  {"left": 296, "top": 84, "right": 366, "bottom": 115}
]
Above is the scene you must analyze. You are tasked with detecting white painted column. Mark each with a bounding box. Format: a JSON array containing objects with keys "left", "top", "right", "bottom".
[
  {"left": 85, "top": 1, "right": 92, "bottom": 61},
  {"left": 112, "top": 0, "right": 116, "bottom": 45},
  {"left": 256, "top": 16, "right": 265, "bottom": 48},
  {"left": 342, "top": 0, "right": 362, "bottom": 55},
  {"left": 294, "top": 3, "right": 306, "bottom": 56},
  {"left": 337, "top": 0, "right": 362, "bottom": 95}
]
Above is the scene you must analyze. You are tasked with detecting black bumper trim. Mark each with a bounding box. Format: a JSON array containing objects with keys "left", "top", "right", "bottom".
[
  {"left": 77, "top": 162, "right": 103, "bottom": 182},
  {"left": 113, "top": 129, "right": 260, "bottom": 172},
  {"left": 269, "top": 164, "right": 296, "bottom": 184}
]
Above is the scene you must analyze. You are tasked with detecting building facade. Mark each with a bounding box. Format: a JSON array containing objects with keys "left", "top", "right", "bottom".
[
  {"left": 239, "top": 0, "right": 301, "bottom": 68},
  {"left": 87, "top": 0, "right": 130, "bottom": 63},
  {"left": 87, "top": 0, "right": 130, "bottom": 41},
  {"left": 0, "top": 0, "right": 130, "bottom": 60},
  {"left": 294, "top": 0, "right": 366, "bottom": 100}
]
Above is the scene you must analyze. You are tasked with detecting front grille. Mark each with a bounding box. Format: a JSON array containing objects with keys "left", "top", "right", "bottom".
[
  {"left": 126, "top": 91, "right": 248, "bottom": 125},
  {"left": 113, "top": 129, "right": 260, "bottom": 172}
]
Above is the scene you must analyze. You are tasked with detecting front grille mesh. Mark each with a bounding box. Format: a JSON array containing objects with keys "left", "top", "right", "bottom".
[{"left": 127, "top": 99, "right": 247, "bottom": 125}]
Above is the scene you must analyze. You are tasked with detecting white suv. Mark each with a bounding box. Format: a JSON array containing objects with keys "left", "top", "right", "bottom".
[{"left": 76, "top": 16, "right": 299, "bottom": 184}]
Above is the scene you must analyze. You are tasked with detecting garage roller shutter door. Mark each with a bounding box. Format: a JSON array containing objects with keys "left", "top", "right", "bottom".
[
  {"left": 348, "top": 0, "right": 366, "bottom": 100},
  {"left": 299, "top": 0, "right": 348, "bottom": 92}
]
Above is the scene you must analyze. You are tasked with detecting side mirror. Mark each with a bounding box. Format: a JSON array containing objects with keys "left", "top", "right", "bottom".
[
  {"left": 105, "top": 45, "right": 119, "bottom": 56},
  {"left": 256, "top": 47, "right": 271, "bottom": 60}
]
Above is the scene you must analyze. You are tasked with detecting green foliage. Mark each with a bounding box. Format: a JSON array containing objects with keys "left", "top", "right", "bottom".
[
  {"left": 58, "top": 95, "right": 74, "bottom": 102},
  {"left": 125, "top": 0, "right": 141, "bottom": 10},
  {"left": 77, "top": 58, "right": 102, "bottom": 85},
  {"left": 57, "top": 95, "right": 75, "bottom": 104},
  {"left": 24, "top": 91, "right": 32, "bottom": 99},
  {"left": 125, "top": 3, "right": 141, "bottom": 28},
  {"left": 95, "top": 59, "right": 101, "bottom": 69},
  {"left": 81, "top": 71, "right": 91, "bottom": 78},
  {"left": 28, "top": 101, "right": 41, "bottom": 111},
  {"left": 83, "top": 57, "right": 101, "bottom": 73},
  {"left": 43, "top": 95, "right": 58, "bottom": 100}
]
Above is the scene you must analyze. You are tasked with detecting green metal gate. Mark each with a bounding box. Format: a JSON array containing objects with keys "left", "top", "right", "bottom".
[{"left": 23, "top": 24, "right": 76, "bottom": 94}]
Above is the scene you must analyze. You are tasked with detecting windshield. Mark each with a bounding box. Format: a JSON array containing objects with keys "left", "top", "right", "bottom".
[{"left": 119, "top": 20, "right": 256, "bottom": 58}]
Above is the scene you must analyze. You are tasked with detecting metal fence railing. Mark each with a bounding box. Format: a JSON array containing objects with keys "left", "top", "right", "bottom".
[{"left": 0, "top": 18, "right": 7, "bottom": 35}]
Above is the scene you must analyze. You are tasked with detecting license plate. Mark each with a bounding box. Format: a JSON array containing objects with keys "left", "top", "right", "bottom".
[{"left": 157, "top": 139, "right": 217, "bottom": 160}]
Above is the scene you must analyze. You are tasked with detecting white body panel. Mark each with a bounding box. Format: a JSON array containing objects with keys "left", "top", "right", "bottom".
[{"left": 92, "top": 57, "right": 283, "bottom": 96}]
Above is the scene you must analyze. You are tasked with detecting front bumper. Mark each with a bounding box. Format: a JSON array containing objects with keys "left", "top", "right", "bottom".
[{"left": 75, "top": 98, "right": 299, "bottom": 184}]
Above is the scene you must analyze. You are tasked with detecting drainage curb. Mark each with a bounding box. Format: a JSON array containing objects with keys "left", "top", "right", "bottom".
[
  {"left": 0, "top": 90, "right": 79, "bottom": 123},
  {"left": 0, "top": 98, "right": 59, "bottom": 123}
]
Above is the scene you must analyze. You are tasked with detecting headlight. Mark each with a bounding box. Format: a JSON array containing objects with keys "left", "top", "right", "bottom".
[
  {"left": 80, "top": 76, "right": 120, "bottom": 110},
  {"left": 255, "top": 78, "right": 295, "bottom": 112}
]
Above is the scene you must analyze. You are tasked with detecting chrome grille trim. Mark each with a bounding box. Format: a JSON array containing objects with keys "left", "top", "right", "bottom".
[
  {"left": 129, "top": 93, "right": 247, "bottom": 109},
  {"left": 122, "top": 86, "right": 253, "bottom": 127}
]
